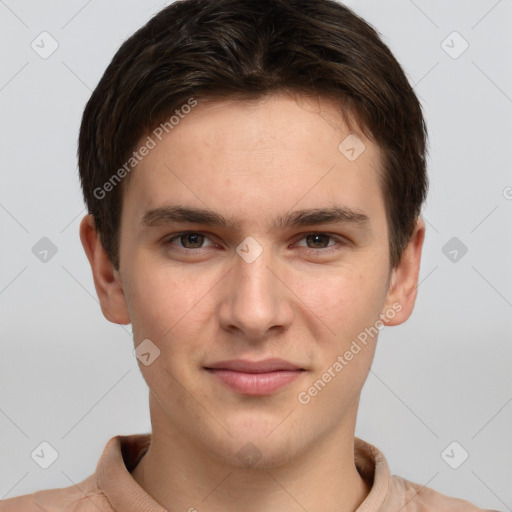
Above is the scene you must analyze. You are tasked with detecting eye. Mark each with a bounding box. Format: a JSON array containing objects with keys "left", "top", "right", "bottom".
[
  {"left": 295, "top": 233, "right": 346, "bottom": 253},
  {"left": 162, "top": 231, "right": 347, "bottom": 255},
  {"left": 165, "top": 232, "right": 215, "bottom": 250}
]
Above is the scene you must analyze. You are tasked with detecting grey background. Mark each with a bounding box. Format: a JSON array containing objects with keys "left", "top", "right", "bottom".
[{"left": 0, "top": 0, "right": 511, "bottom": 509}]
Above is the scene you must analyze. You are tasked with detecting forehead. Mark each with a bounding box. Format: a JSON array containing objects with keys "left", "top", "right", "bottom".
[{"left": 122, "top": 93, "right": 385, "bottom": 231}]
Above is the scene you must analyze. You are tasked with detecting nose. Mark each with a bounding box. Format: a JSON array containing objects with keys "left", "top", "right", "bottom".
[{"left": 218, "top": 244, "right": 294, "bottom": 342}]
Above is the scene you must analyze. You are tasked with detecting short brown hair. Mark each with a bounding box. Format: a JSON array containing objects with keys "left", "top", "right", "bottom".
[{"left": 78, "top": 0, "right": 429, "bottom": 270}]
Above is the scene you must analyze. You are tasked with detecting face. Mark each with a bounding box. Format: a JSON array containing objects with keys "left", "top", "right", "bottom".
[{"left": 81, "top": 92, "right": 424, "bottom": 468}]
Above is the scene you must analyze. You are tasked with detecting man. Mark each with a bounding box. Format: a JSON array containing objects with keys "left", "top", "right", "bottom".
[{"left": 0, "top": 0, "right": 499, "bottom": 510}]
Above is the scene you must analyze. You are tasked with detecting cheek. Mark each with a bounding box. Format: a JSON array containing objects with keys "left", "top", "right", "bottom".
[
  {"left": 126, "top": 263, "right": 220, "bottom": 354},
  {"left": 126, "top": 268, "right": 212, "bottom": 396},
  {"left": 295, "top": 271, "right": 383, "bottom": 410},
  {"left": 126, "top": 256, "right": 180, "bottom": 315},
  {"left": 294, "top": 265, "right": 387, "bottom": 341}
]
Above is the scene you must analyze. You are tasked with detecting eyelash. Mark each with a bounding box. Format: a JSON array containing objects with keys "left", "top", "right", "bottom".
[{"left": 163, "top": 231, "right": 348, "bottom": 255}]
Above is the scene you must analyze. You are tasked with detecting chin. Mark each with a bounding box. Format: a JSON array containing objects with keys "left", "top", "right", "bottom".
[{"left": 206, "top": 415, "right": 306, "bottom": 469}]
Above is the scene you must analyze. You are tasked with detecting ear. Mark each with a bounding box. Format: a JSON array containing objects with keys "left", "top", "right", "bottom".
[
  {"left": 79, "top": 214, "right": 131, "bottom": 325},
  {"left": 381, "top": 217, "right": 426, "bottom": 326}
]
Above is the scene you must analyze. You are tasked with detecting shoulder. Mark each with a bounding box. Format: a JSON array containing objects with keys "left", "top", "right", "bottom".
[
  {"left": 0, "top": 474, "right": 111, "bottom": 512},
  {"left": 387, "top": 474, "right": 500, "bottom": 512}
]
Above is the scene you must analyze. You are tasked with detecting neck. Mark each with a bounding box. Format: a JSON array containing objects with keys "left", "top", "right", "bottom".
[{"left": 131, "top": 396, "right": 370, "bottom": 512}]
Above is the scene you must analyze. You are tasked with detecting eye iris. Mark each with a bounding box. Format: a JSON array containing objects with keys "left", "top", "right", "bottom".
[
  {"left": 307, "top": 234, "right": 329, "bottom": 249},
  {"left": 182, "top": 233, "right": 204, "bottom": 248}
]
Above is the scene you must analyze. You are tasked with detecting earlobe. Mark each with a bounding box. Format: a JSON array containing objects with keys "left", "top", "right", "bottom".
[
  {"left": 79, "top": 214, "right": 131, "bottom": 325},
  {"left": 381, "top": 217, "right": 426, "bottom": 327}
]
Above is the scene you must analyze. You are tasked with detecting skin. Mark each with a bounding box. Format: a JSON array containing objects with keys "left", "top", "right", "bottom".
[{"left": 80, "top": 92, "right": 425, "bottom": 512}]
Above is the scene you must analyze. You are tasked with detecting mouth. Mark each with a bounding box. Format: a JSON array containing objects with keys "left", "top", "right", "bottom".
[{"left": 204, "top": 358, "right": 306, "bottom": 396}]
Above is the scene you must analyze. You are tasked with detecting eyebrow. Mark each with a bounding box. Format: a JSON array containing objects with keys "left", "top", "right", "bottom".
[{"left": 141, "top": 204, "right": 371, "bottom": 232}]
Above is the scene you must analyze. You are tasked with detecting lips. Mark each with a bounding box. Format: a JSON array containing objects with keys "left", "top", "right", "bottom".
[
  {"left": 204, "top": 358, "right": 305, "bottom": 395},
  {"left": 205, "top": 358, "right": 303, "bottom": 373}
]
